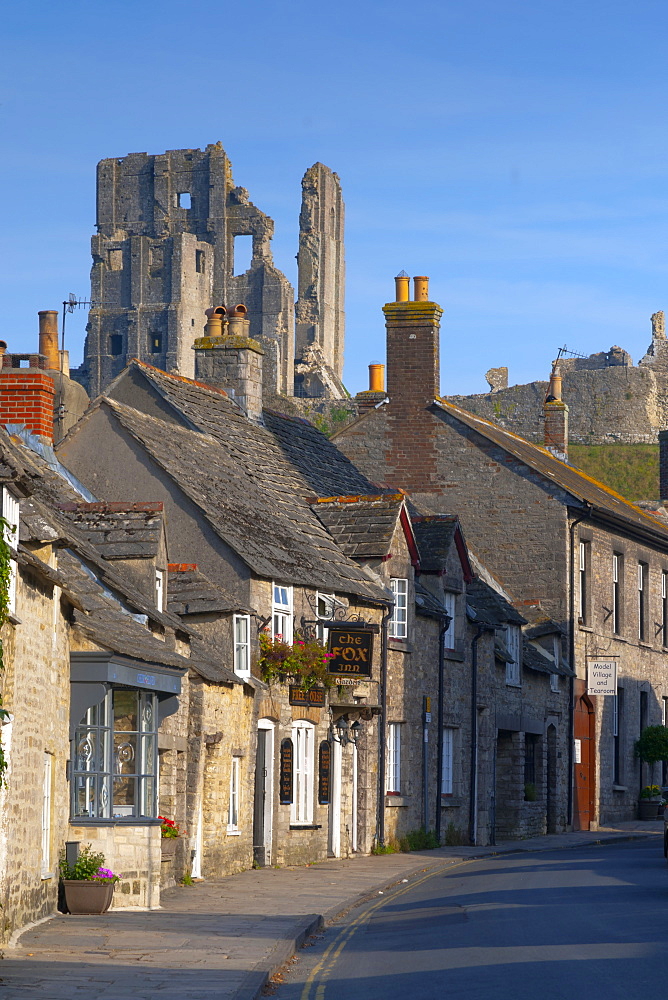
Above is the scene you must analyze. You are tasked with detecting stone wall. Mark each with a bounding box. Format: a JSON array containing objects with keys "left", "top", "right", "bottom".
[{"left": 0, "top": 556, "right": 71, "bottom": 945}]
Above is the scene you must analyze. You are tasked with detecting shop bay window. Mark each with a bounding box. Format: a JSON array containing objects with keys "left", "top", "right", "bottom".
[{"left": 72, "top": 688, "right": 158, "bottom": 820}]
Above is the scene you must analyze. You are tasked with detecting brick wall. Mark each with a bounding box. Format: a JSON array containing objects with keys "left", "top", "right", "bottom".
[{"left": 0, "top": 372, "right": 55, "bottom": 441}]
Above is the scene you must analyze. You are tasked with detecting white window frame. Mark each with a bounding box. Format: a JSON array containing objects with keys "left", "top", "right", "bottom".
[
  {"left": 234, "top": 614, "right": 251, "bottom": 678},
  {"left": 227, "top": 756, "right": 241, "bottom": 834},
  {"left": 443, "top": 591, "right": 456, "bottom": 649},
  {"left": 505, "top": 625, "right": 521, "bottom": 686},
  {"left": 387, "top": 722, "right": 401, "bottom": 793},
  {"left": 155, "top": 569, "right": 165, "bottom": 612},
  {"left": 272, "top": 583, "right": 293, "bottom": 643},
  {"left": 389, "top": 578, "right": 408, "bottom": 639},
  {"left": 41, "top": 752, "right": 52, "bottom": 877},
  {"left": 613, "top": 554, "right": 621, "bottom": 634},
  {"left": 441, "top": 727, "right": 455, "bottom": 795},
  {"left": 2, "top": 487, "right": 19, "bottom": 617},
  {"left": 316, "top": 592, "right": 335, "bottom": 642},
  {"left": 578, "top": 540, "right": 589, "bottom": 623},
  {"left": 550, "top": 672, "right": 560, "bottom": 693},
  {"left": 291, "top": 721, "right": 314, "bottom": 825}
]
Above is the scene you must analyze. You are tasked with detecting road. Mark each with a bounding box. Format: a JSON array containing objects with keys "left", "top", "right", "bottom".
[{"left": 273, "top": 841, "right": 668, "bottom": 1000}]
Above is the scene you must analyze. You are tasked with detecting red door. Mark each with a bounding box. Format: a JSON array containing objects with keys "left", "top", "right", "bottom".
[{"left": 574, "top": 696, "right": 594, "bottom": 830}]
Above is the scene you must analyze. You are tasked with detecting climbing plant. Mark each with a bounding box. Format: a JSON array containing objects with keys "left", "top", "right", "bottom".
[{"left": 0, "top": 514, "right": 13, "bottom": 784}]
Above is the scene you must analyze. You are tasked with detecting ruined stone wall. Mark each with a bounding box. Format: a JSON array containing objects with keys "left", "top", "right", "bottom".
[
  {"left": 447, "top": 322, "right": 668, "bottom": 446},
  {"left": 80, "top": 145, "right": 295, "bottom": 398},
  {"left": 295, "top": 164, "right": 345, "bottom": 390}
]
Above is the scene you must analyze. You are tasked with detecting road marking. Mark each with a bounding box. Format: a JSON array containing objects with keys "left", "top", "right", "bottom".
[{"left": 299, "top": 860, "right": 476, "bottom": 1000}]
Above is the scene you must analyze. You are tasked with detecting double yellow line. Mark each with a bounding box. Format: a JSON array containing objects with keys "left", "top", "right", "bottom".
[{"left": 299, "top": 860, "right": 475, "bottom": 1000}]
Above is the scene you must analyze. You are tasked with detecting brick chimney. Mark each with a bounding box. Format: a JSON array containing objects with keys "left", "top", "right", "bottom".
[
  {"left": 193, "top": 304, "right": 264, "bottom": 423},
  {"left": 384, "top": 274, "right": 443, "bottom": 409},
  {"left": 0, "top": 346, "right": 55, "bottom": 441},
  {"left": 544, "top": 362, "right": 568, "bottom": 463}
]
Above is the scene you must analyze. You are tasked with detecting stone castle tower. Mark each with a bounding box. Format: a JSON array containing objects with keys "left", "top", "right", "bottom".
[{"left": 76, "top": 144, "right": 346, "bottom": 401}]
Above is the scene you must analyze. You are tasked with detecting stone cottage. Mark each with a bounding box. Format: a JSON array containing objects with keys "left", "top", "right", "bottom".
[{"left": 333, "top": 274, "right": 668, "bottom": 830}]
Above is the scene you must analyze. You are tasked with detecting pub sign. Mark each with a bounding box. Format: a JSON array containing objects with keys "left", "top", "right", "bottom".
[
  {"left": 280, "top": 738, "right": 293, "bottom": 804},
  {"left": 327, "top": 627, "right": 373, "bottom": 681},
  {"left": 318, "top": 741, "right": 331, "bottom": 805}
]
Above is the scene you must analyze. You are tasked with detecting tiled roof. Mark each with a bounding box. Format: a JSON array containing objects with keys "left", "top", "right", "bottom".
[
  {"left": 435, "top": 399, "right": 668, "bottom": 542},
  {"left": 311, "top": 494, "right": 405, "bottom": 559},
  {"left": 168, "top": 565, "right": 253, "bottom": 616},
  {"left": 102, "top": 398, "right": 387, "bottom": 603},
  {"left": 57, "top": 502, "right": 164, "bottom": 561},
  {"left": 466, "top": 577, "right": 526, "bottom": 627}
]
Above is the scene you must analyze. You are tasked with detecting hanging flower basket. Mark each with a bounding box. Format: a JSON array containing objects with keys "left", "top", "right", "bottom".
[{"left": 258, "top": 632, "right": 334, "bottom": 691}]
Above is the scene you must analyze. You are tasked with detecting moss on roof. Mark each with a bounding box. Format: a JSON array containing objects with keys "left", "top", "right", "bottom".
[{"left": 568, "top": 444, "right": 659, "bottom": 502}]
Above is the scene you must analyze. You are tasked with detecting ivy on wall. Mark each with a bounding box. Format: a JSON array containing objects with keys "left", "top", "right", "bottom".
[{"left": 0, "top": 515, "right": 13, "bottom": 783}]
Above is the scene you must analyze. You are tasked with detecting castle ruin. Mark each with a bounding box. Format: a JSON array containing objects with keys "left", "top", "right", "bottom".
[
  {"left": 446, "top": 312, "right": 668, "bottom": 445},
  {"left": 75, "top": 144, "right": 346, "bottom": 401}
]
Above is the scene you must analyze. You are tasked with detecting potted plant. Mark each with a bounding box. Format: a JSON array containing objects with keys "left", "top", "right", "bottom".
[
  {"left": 635, "top": 727, "right": 668, "bottom": 818},
  {"left": 639, "top": 785, "right": 665, "bottom": 820},
  {"left": 59, "top": 844, "right": 120, "bottom": 914},
  {"left": 258, "top": 632, "right": 334, "bottom": 691},
  {"left": 159, "top": 815, "right": 182, "bottom": 860}
]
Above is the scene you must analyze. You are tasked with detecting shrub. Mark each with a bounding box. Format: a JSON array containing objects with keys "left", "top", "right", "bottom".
[
  {"left": 635, "top": 726, "right": 668, "bottom": 765},
  {"left": 398, "top": 828, "right": 440, "bottom": 852}
]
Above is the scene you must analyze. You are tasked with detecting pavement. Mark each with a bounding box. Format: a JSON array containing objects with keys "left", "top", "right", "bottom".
[{"left": 0, "top": 821, "right": 663, "bottom": 1000}]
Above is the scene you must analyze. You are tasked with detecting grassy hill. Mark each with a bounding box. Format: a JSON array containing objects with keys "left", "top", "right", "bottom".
[{"left": 569, "top": 444, "right": 659, "bottom": 502}]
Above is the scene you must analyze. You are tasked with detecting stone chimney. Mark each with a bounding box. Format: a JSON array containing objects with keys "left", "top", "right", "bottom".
[
  {"left": 193, "top": 304, "right": 264, "bottom": 424},
  {"left": 544, "top": 362, "right": 568, "bottom": 462},
  {"left": 384, "top": 273, "right": 443, "bottom": 410},
  {"left": 0, "top": 346, "right": 55, "bottom": 442},
  {"left": 354, "top": 363, "right": 387, "bottom": 413}
]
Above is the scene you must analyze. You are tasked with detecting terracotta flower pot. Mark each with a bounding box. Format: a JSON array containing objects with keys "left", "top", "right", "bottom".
[
  {"left": 161, "top": 837, "right": 178, "bottom": 860},
  {"left": 62, "top": 880, "right": 114, "bottom": 914}
]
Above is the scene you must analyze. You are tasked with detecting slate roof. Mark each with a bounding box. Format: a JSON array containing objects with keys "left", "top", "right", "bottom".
[
  {"left": 523, "top": 639, "right": 574, "bottom": 678},
  {"left": 311, "top": 494, "right": 405, "bottom": 559},
  {"left": 435, "top": 399, "right": 668, "bottom": 542},
  {"left": 101, "top": 397, "right": 387, "bottom": 603},
  {"left": 57, "top": 502, "right": 164, "bottom": 561},
  {"left": 411, "top": 515, "right": 459, "bottom": 572},
  {"left": 466, "top": 577, "right": 526, "bottom": 627},
  {"left": 415, "top": 580, "right": 450, "bottom": 618},
  {"left": 111, "top": 361, "right": 379, "bottom": 500},
  {"left": 168, "top": 565, "right": 253, "bottom": 616}
]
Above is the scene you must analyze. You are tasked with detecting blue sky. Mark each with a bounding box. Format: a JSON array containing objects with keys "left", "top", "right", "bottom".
[{"left": 2, "top": 0, "right": 668, "bottom": 396}]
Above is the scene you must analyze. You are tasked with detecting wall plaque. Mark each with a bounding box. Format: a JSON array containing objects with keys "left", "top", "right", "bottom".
[
  {"left": 279, "top": 738, "right": 293, "bottom": 804},
  {"left": 587, "top": 659, "right": 617, "bottom": 696},
  {"left": 318, "top": 741, "right": 331, "bottom": 805},
  {"left": 289, "top": 686, "right": 326, "bottom": 707},
  {"left": 327, "top": 628, "right": 373, "bottom": 680}
]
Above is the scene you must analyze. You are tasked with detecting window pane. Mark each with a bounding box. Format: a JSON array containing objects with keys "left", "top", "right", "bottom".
[
  {"left": 114, "top": 733, "right": 137, "bottom": 774},
  {"left": 113, "top": 775, "right": 137, "bottom": 813},
  {"left": 114, "top": 690, "right": 138, "bottom": 732}
]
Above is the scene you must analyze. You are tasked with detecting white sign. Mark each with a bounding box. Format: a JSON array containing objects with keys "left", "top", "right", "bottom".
[
  {"left": 587, "top": 659, "right": 617, "bottom": 696},
  {"left": 574, "top": 738, "right": 581, "bottom": 764}
]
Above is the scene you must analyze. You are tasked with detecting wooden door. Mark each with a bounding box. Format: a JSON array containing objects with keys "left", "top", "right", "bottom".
[{"left": 574, "top": 696, "right": 594, "bottom": 830}]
